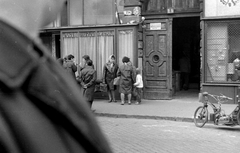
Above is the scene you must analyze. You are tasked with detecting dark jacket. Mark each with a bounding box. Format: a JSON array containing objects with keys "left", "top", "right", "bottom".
[
  {"left": 64, "top": 60, "right": 77, "bottom": 79},
  {"left": 78, "top": 64, "right": 94, "bottom": 77},
  {"left": 117, "top": 64, "right": 135, "bottom": 94},
  {"left": 103, "top": 62, "right": 118, "bottom": 90},
  {"left": 80, "top": 66, "right": 96, "bottom": 102},
  {"left": 0, "top": 20, "right": 112, "bottom": 153}
]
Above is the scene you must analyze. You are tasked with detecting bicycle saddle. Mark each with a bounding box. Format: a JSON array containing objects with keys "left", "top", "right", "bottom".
[{"left": 202, "top": 92, "right": 208, "bottom": 96}]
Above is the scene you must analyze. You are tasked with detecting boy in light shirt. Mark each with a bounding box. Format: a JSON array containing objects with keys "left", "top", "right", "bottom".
[{"left": 134, "top": 68, "right": 143, "bottom": 104}]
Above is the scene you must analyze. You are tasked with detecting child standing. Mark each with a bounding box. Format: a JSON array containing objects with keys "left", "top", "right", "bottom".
[{"left": 133, "top": 68, "right": 143, "bottom": 104}]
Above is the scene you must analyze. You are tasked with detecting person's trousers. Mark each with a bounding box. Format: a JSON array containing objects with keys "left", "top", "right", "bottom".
[{"left": 136, "top": 88, "right": 142, "bottom": 102}]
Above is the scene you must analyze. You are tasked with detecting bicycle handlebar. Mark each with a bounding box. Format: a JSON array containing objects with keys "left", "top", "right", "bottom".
[
  {"left": 221, "top": 96, "right": 233, "bottom": 100},
  {"left": 207, "top": 93, "right": 233, "bottom": 101}
]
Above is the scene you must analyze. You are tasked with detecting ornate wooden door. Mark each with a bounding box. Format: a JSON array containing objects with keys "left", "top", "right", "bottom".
[{"left": 143, "top": 19, "right": 172, "bottom": 99}]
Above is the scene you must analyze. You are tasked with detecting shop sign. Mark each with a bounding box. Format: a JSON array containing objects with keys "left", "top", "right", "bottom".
[
  {"left": 150, "top": 23, "right": 162, "bottom": 30},
  {"left": 205, "top": 0, "right": 240, "bottom": 17}
]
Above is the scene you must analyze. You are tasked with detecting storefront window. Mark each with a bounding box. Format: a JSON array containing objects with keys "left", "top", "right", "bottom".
[
  {"left": 205, "top": 21, "right": 240, "bottom": 83},
  {"left": 62, "top": 30, "right": 114, "bottom": 80},
  {"left": 118, "top": 30, "right": 135, "bottom": 65},
  {"left": 62, "top": 32, "right": 79, "bottom": 63},
  {"left": 78, "top": 31, "right": 114, "bottom": 80},
  {"left": 96, "top": 31, "right": 114, "bottom": 79}
]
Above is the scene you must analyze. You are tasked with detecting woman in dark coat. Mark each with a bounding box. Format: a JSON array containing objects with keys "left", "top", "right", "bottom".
[
  {"left": 103, "top": 55, "right": 119, "bottom": 102},
  {"left": 117, "top": 56, "right": 135, "bottom": 105},
  {"left": 80, "top": 59, "right": 96, "bottom": 108}
]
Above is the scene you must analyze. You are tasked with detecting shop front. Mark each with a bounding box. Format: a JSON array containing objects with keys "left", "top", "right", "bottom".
[
  {"left": 201, "top": 0, "right": 240, "bottom": 104},
  {"left": 40, "top": 24, "right": 140, "bottom": 99},
  {"left": 60, "top": 25, "right": 138, "bottom": 81}
]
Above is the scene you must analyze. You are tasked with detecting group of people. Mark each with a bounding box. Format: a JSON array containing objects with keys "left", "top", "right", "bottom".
[
  {"left": 103, "top": 55, "right": 143, "bottom": 105},
  {"left": 58, "top": 54, "right": 96, "bottom": 108},
  {"left": 58, "top": 54, "right": 144, "bottom": 106}
]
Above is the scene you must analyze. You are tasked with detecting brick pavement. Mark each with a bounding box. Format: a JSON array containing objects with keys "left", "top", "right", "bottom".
[
  {"left": 97, "top": 117, "right": 240, "bottom": 153},
  {"left": 93, "top": 90, "right": 237, "bottom": 122}
]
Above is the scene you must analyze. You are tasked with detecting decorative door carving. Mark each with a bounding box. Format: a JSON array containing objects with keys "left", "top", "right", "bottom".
[{"left": 143, "top": 19, "right": 172, "bottom": 99}]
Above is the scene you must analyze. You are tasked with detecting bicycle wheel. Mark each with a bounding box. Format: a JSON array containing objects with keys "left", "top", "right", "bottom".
[{"left": 194, "top": 106, "right": 208, "bottom": 128}]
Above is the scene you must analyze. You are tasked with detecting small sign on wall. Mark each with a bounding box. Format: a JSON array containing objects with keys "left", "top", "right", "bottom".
[{"left": 150, "top": 23, "right": 162, "bottom": 30}]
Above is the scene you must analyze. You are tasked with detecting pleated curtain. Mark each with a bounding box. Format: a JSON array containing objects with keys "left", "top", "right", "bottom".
[{"left": 118, "top": 30, "right": 134, "bottom": 66}]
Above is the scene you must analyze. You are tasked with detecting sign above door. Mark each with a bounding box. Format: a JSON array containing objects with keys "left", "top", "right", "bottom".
[{"left": 150, "top": 23, "right": 162, "bottom": 30}]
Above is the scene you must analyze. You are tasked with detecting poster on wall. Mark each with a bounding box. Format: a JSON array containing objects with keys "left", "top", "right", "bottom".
[{"left": 205, "top": 0, "right": 240, "bottom": 17}]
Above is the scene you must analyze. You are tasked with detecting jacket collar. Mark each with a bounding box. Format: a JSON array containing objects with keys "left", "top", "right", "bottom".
[{"left": 0, "top": 20, "right": 44, "bottom": 89}]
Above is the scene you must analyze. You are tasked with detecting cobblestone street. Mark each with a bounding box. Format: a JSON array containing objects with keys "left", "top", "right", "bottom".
[{"left": 97, "top": 117, "right": 240, "bottom": 153}]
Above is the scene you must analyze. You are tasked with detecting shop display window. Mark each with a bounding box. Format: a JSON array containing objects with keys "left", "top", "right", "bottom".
[
  {"left": 205, "top": 21, "right": 240, "bottom": 83},
  {"left": 118, "top": 29, "right": 135, "bottom": 66},
  {"left": 62, "top": 30, "right": 114, "bottom": 80}
]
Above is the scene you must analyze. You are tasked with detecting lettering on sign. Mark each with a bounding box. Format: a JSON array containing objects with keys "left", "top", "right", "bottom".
[{"left": 220, "top": 0, "right": 240, "bottom": 7}]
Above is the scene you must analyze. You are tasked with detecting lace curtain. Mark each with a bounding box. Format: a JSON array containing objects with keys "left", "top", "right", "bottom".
[
  {"left": 118, "top": 30, "right": 134, "bottom": 66},
  {"left": 62, "top": 31, "right": 114, "bottom": 80},
  {"left": 62, "top": 32, "right": 79, "bottom": 64},
  {"left": 96, "top": 32, "right": 114, "bottom": 80}
]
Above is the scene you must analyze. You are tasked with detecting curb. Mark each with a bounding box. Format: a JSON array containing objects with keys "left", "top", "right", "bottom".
[{"left": 95, "top": 113, "right": 194, "bottom": 123}]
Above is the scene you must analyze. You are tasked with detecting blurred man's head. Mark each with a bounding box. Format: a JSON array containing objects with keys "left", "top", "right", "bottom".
[{"left": 0, "top": 0, "right": 65, "bottom": 38}]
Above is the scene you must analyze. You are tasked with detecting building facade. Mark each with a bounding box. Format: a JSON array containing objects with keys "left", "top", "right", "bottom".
[{"left": 40, "top": 0, "right": 202, "bottom": 100}]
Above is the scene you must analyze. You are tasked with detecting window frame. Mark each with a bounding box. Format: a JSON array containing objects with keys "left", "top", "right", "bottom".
[
  {"left": 204, "top": 20, "right": 240, "bottom": 84},
  {"left": 116, "top": 27, "right": 138, "bottom": 67}
]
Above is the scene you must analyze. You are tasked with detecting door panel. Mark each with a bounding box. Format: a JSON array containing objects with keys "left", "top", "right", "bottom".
[{"left": 143, "top": 19, "right": 172, "bottom": 99}]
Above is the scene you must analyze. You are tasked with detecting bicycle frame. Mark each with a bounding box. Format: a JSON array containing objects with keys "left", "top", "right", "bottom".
[{"left": 195, "top": 92, "right": 240, "bottom": 127}]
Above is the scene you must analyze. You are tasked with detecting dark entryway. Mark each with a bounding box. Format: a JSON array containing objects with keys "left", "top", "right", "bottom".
[
  {"left": 172, "top": 17, "right": 201, "bottom": 92},
  {"left": 55, "top": 35, "right": 61, "bottom": 58}
]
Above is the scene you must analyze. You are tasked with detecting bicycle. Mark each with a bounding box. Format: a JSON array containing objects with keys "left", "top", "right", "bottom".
[{"left": 194, "top": 92, "right": 240, "bottom": 128}]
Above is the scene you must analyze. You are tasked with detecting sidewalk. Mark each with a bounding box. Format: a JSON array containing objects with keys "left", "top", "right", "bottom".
[{"left": 92, "top": 90, "right": 237, "bottom": 122}]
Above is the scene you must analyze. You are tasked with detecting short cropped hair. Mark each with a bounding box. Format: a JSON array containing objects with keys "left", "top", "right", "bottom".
[
  {"left": 136, "top": 68, "right": 141, "bottom": 74},
  {"left": 122, "top": 56, "right": 130, "bottom": 63},
  {"left": 67, "top": 54, "right": 74, "bottom": 60},
  {"left": 86, "top": 59, "right": 93, "bottom": 66},
  {"left": 82, "top": 55, "right": 90, "bottom": 61}
]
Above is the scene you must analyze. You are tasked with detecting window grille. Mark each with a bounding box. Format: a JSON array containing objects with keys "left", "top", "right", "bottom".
[{"left": 205, "top": 21, "right": 240, "bottom": 83}]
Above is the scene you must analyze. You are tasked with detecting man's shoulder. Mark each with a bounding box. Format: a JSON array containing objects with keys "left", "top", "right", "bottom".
[{"left": 0, "top": 21, "right": 40, "bottom": 88}]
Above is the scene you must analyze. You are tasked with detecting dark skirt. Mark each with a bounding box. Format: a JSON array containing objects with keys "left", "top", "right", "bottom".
[
  {"left": 119, "top": 80, "right": 133, "bottom": 94},
  {"left": 106, "top": 78, "right": 116, "bottom": 91}
]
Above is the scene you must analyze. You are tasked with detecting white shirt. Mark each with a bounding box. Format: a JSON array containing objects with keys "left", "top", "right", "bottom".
[{"left": 134, "top": 74, "right": 143, "bottom": 88}]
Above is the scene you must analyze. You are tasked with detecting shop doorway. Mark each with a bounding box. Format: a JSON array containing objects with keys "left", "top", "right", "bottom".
[{"left": 172, "top": 17, "right": 200, "bottom": 93}]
